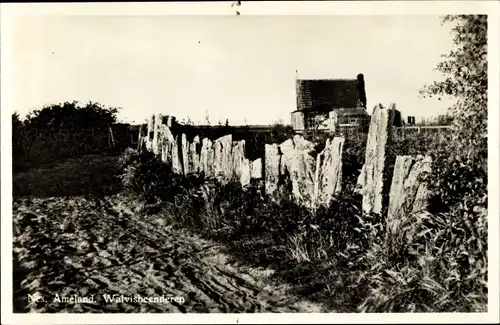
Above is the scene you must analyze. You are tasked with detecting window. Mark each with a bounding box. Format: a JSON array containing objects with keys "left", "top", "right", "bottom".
[
  {"left": 305, "top": 116, "right": 315, "bottom": 129},
  {"left": 338, "top": 117, "right": 349, "bottom": 124},
  {"left": 305, "top": 113, "right": 329, "bottom": 129}
]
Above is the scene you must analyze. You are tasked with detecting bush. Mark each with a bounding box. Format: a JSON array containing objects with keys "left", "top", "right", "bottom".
[
  {"left": 353, "top": 128, "right": 487, "bottom": 312},
  {"left": 357, "top": 203, "right": 487, "bottom": 312},
  {"left": 342, "top": 133, "right": 368, "bottom": 191},
  {"left": 285, "top": 191, "right": 367, "bottom": 264},
  {"left": 13, "top": 101, "right": 130, "bottom": 171},
  {"left": 118, "top": 148, "right": 204, "bottom": 204}
]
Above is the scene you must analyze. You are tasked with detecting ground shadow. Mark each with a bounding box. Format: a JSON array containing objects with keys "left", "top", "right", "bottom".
[
  {"left": 13, "top": 153, "right": 123, "bottom": 199},
  {"left": 13, "top": 252, "right": 30, "bottom": 313}
]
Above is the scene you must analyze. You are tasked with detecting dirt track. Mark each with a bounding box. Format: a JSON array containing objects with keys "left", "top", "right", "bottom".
[{"left": 13, "top": 193, "right": 325, "bottom": 313}]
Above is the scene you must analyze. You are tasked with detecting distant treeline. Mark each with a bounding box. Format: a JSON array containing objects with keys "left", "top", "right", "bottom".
[{"left": 137, "top": 120, "right": 296, "bottom": 162}]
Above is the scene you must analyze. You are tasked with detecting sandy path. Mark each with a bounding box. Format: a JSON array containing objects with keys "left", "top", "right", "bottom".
[{"left": 13, "top": 194, "right": 325, "bottom": 313}]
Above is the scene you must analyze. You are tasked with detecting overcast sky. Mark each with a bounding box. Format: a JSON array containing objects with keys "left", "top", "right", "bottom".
[{"left": 11, "top": 14, "right": 455, "bottom": 125}]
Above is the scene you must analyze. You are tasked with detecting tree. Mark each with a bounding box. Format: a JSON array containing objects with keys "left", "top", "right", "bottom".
[
  {"left": 13, "top": 101, "right": 122, "bottom": 170},
  {"left": 24, "top": 101, "right": 119, "bottom": 133},
  {"left": 410, "top": 16, "right": 488, "bottom": 312},
  {"left": 420, "top": 15, "right": 487, "bottom": 167},
  {"left": 12, "top": 112, "right": 26, "bottom": 161},
  {"left": 12, "top": 112, "right": 24, "bottom": 131},
  {"left": 436, "top": 113, "right": 454, "bottom": 126},
  {"left": 419, "top": 15, "right": 488, "bottom": 217}
]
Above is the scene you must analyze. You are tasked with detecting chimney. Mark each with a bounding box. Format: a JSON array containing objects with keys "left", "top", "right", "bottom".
[{"left": 356, "top": 73, "right": 367, "bottom": 108}]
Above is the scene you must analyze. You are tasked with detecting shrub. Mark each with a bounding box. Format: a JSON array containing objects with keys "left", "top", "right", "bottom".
[
  {"left": 357, "top": 201, "right": 487, "bottom": 312},
  {"left": 354, "top": 127, "right": 487, "bottom": 312},
  {"left": 285, "top": 191, "right": 367, "bottom": 264},
  {"left": 342, "top": 133, "right": 368, "bottom": 191},
  {"left": 172, "top": 180, "right": 308, "bottom": 242},
  {"left": 13, "top": 101, "right": 130, "bottom": 171},
  {"left": 118, "top": 148, "right": 204, "bottom": 204}
]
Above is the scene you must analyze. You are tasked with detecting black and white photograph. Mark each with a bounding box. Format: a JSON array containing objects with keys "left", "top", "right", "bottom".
[{"left": 1, "top": 1, "right": 498, "bottom": 324}]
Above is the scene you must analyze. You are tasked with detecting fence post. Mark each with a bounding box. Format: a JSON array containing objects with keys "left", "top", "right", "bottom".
[
  {"left": 357, "top": 103, "right": 395, "bottom": 215},
  {"left": 265, "top": 143, "right": 280, "bottom": 196},
  {"left": 137, "top": 124, "right": 144, "bottom": 151},
  {"left": 109, "top": 127, "right": 115, "bottom": 147},
  {"left": 387, "top": 155, "right": 432, "bottom": 235}
]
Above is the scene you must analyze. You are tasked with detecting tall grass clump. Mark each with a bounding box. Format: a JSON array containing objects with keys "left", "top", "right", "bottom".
[
  {"left": 349, "top": 128, "right": 487, "bottom": 312},
  {"left": 357, "top": 15, "right": 488, "bottom": 312},
  {"left": 118, "top": 148, "right": 204, "bottom": 205},
  {"left": 356, "top": 186, "right": 487, "bottom": 312}
]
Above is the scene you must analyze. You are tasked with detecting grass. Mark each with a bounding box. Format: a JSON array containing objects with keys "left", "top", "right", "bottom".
[
  {"left": 13, "top": 152, "right": 123, "bottom": 198},
  {"left": 155, "top": 181, "right": 486, "bottom": 312},
  {"left": 126, "top": 177, "right": 378, "bottom": 311}
]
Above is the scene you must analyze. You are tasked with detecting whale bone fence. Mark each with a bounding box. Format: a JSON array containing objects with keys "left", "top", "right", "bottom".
[{"left": 138, "top": 104, "right": 432, "bottom": 218}]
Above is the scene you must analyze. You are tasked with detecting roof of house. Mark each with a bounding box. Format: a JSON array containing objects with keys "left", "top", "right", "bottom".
[
  {"left": 296, "top": 78, "right": 364, "bottom": 112},
  {"left": 127, "top": 124, "right": 142, "bottom": 131}
]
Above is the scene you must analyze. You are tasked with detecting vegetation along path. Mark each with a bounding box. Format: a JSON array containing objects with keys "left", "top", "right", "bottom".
[{"left": 12, "top": 155, "right": 325, "bottom": 313}]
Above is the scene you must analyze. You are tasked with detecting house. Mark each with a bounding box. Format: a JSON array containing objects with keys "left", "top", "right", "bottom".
[
  {"left": 331, "top": 107, "right": 371, "bottom": 128},
  {"left": 291, "top": 74, "right": 370, "bottom": 133}
]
